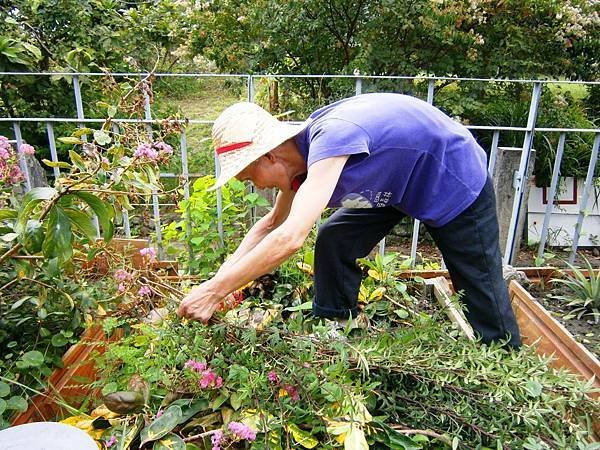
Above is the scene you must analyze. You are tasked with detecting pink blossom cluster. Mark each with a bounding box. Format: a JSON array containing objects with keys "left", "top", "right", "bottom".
[
  {"left": 154, "top": 141, "right": 173, "bottom": 155},
  {"left": 114, "top": 269, "right": 133, "bottom": 293},
  {"left": 133, "top": 141, "right": 173, "bottom": 161},
  {"left": 267, "top": 369, "right": 300, "bottom": 401},
  {"left": 283, "top": 384, "right": 300, "bottom": 402},
  {"left": 228, "top": 421, "right": 257, "bottom": 441},
  {"left": 140, "top": 247, "right": 157, "bottom": 262},
  {"left": 267, "top": 370, "right": 279, "bottom": 384},
  {"left": 184, "top": 359, "right": 223, "bottom": 389},
  {"left": 211, "top": 429, "right": 224, "bottom": 450},
  {"left": 138, "top": 285, "right": 152, "bottom": 296},
  {"left": 105, "top": 435, "right": 117, "bottom": 448},
  {"left": 0, "top": 136, "right": 23, "bottom": 184},
  {"left": 19, "top": 143, "right": 35, "bottom": 155}
]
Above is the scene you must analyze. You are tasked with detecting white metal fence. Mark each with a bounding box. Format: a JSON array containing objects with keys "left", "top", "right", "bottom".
[{"left": 1, "top": 72, "right": 599, "bottom": 267}]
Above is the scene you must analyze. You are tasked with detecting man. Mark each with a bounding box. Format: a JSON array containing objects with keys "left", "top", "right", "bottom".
[{"left": 178, "top": 93, "right": 521, "bottom": 348}]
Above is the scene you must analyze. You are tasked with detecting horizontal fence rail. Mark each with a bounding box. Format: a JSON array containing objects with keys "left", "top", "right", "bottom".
[{"left": 1, "top": 72, "right": 599, "bottom": 270}]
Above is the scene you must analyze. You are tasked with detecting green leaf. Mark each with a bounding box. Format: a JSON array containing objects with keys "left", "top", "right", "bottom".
[
  {"left": 101, "top": 382, "right": 118, "bottom": 396},
  {"left": 6, "top": 396, "right": 28, "bottom": 412},
  {"left": 21, "top": 350, "right": 44, "bottom": 367},
  {"left": 230, "top": 392, "right": 242, "bottom": 410},
  {"left": 63, "top": 208, "right": 97, "bottom": 240},
  {"left": 283, "top": 301, "right": 313, "bottom": 312},
  {"left": 58, "top": 136, "right": 84, "bottom": 145},
  {"left": 72, "top": 192, "right": 114, "bottom": 242},
  {"left": 42, "top": 206, "right": 73, "bottom": 262},
  {"left": 107, "top": 105, "right": 117, "bottom": 118},
  {"left": 153, "top": 434, "right": 186, "bottom": 450},
  {"left": 525, "top": 379, "right": 543, "bottom": 398},
  {"left": 69, "top": 150, "right": 86, "bottom": 172},
  {"left": 0, "top": 209, "right": 17, "bottom": 220},
  {"left": 0, "top": 398, "right": 6, "bottom": 416},
  {"left": 211, "top": 393, "right": 229, "bottom": 411},
  {"left": 42, "top": 159, "right": 71, "bottom": 169},
  {"left": 0, "top": 381, "right": 10, "bottom": 398},
  {"left": 11, "top": 296, "right": 31, "bottom": 310},
  {"left": 94, "top": 130, "right": 111, "bottom": 146},
  {"left": 140, "top": 405, "right": 182, "bottom": 446},
  {"left": 287, "top": 423, "right": 318, "bottom": 449},
  {"left": 16, "top": 187, "right": 57, "bottom": 231},
  {"left": 51, "top": 333, "right": 68, "bottom": 347},
  {"left": 345, "top": 424, "right": 368, "bottom": 450},
  {"left": 169, "top": 399, "right": 209, "bottom": 424}
]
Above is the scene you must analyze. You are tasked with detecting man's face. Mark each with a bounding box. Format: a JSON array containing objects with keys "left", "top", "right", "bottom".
[{"left": 235, "top": 154, "right": 285, "bottom": 190}]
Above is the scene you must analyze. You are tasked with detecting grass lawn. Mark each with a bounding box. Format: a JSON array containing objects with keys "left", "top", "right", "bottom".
[{"left": 155, "top": 77, "right": 246, "bottom": 175}]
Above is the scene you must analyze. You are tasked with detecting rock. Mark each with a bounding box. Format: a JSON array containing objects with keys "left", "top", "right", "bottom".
[
  {"left": 503, "top": 265, "right": 529, "bottom": 284},
  {"left": 142, "top": 307, "right": 169, "bottom": 325}
]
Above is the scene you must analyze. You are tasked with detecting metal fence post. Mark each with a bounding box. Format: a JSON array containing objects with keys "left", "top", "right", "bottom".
[
  {"left": 537, "top": 133, "right": 566, "bottom": 259},
  {"left": 503, "top": 82, "right": 542, "bottom": 264},
  {"left": 569, "top": 133, "right": 600, "bottom": 264},
  {"left": 72, "top": 75, "right": 87, "bottom": 141},
  {"left": 111, "top": 122, "right": 132, "bottom": 238},
  {"left": 12, "top": 122, "right": 31, "bottom": 191},
  {"left": 247, "top": 75, "right": 258, "bottom": 223},
  {"left": 46, "top": 123, "right": 60, "bottom": 179},
  {"left": 214, "top": 150, "right": 225, "bottom": 248},
  {"left": 141, "top": 75, "right": 164, "bottom": 259},
  {"left": 73, "top": 75, "right": 102, "bottom": 238},
  {"left": 180, "top": 130, "right": 194, "bottom": 265},
  {"left": 409, "top": 79, "right": 437, "bottom": 267},
  {"left": 355, "top": 75, "right": 362, "bottom": 96},
  {"left": 487, "top": 130, "right": 500, "bottom": 177}
]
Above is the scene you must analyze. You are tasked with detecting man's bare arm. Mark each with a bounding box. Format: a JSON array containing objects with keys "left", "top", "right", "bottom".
[
  {"left": 178, "top": 155, "right": 349, "bottom": 322},
  {"left": 217, "top": 189, "right": 295, "bottom": 273}
]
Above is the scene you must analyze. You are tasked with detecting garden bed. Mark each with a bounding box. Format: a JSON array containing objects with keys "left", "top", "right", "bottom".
[{"left": 9, "top": 268, "right": 599, "bottom": 448}]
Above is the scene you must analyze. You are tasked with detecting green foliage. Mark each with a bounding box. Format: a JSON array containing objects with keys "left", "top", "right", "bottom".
[
  {"left": 95, "top": 284, "right": 599, "bottom": 448},
  {"left": 551, "top": 257, "right": 600, "bottom": 323},
  {"left": 433, "top": 82, "right": 596, "bottom": 185},
  {"left": 0, "top": 80, "right": 181, "bottom": 428},
  {"left": 191, "top": 0, "right": 599, "bottom": 88},
  {"left": 162, "top": 176, "right": 270, "bottom": 276}
]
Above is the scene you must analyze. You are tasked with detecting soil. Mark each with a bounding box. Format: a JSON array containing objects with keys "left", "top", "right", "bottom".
[
  {"left": 385, "top": 235, "right": 600, "bottom": 269},
  {"left": 383, "top": 238, "right": 600, "bottom": 358},
  {"left": 527, "top": 284, "right": 600, "bottom": 358}
]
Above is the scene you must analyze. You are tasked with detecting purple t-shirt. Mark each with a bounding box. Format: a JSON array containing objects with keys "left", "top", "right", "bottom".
[{"left": 294, "top": 93, "right": 488, "bottom": 227}]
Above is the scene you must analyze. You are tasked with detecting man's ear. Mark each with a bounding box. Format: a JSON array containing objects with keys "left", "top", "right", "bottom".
[{"left": 263, "top": 151, "right": 275, "bottom": 162}]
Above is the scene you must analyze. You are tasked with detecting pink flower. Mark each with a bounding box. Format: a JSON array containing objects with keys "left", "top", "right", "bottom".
[
  {"left": 19, "top": 143, "right": 35, "bottom": 155},
  {"left": 0, "top": 147, "right": 10, "bottom": 160},
  {"left": 114, "top": 269, "right": 132, "bottom": 282},
  {"left": 105, "top": 436, "right": 117, "bottom": 448},
  {"left": 184, "top": 359, "right": 207, "bottom": 372},
  {"left": 156, "top": 409, "right": 163, "bottom": 418},
  {"left": 134, "top": 143, "right": 158, "bottom": 161},
  {"left": 199, "top": 369, "right": 221, "bottom": 389},
  {"left": 101, "top": 157, "right": 110, "bottom": 165},
  {"left": 140, "top": 247, "right": 157, "bottom": 262},
  {"left": 154, "top": 142, "right": 173, "bottom": 155},
  {"left": 138, "top": 285, "right": 152, "bottom": 296},
  {"left": 211, "top": 429, "right": 224, "bottom": 450},
  {"left": 5, "top": 165, "right": 22, "bottom": 184},
  {"left": 228, "top": 421, "right": 256, "bottom": 441},
  {"left": 303, "top": 362, "right": 310, "bottom": 368},
  {"left": 284, "top": 384, "right": 300, "bottom": 402},
  {"left": 267, "top": 370, "right": 279, "bottom": 384},
  {"left": 117, "top": 283, "right": 126, "bottom": 294},
  {"left": 0, "top": 136, "right": 10, "bottom": 149}
]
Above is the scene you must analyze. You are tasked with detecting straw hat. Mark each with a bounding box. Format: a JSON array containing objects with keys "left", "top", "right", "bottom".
[{"left": 209, "top": 102, "right": 308, "bottom": 191}]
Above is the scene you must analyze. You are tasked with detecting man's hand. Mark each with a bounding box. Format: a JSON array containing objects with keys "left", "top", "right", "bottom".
[{"left": 177, "top": 281, "right": 227, "bottom": 322}]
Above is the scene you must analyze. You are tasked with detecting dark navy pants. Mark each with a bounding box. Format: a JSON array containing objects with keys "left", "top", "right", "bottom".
[{"left": 312, "top": 178, "right": 521, "bottom": 347}]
